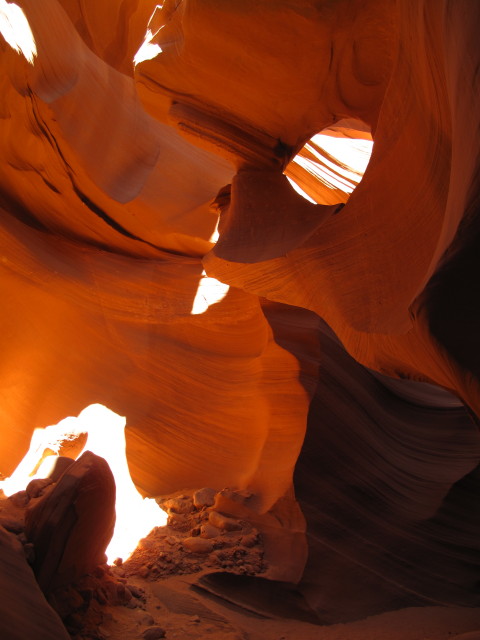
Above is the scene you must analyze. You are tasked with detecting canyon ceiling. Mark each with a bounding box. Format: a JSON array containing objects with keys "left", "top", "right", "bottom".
[{"left": 1, "top": 0, "right": 480, "bottom": 629}]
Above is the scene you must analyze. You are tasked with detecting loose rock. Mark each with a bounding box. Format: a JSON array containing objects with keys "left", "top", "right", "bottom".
[
  {"left": 120, "top": 488, "right": 266, "bottom": 580},
  {"left": 241, "top": 532, "right": 258, "bottom": 548},
  {"left": 162, "top": 497, "right": 194, "bottom": 514},
  {"left": 183, "top": 536, "right": 213, "bottom": 554},
  {"left": 127, "top": 584, "right": 144, "bottom": 599},
  {"left": 138, "top": 565, "right": 150, "bottom": 578},
  {"left": 200, "top": 523, "right": 221, "bottom": 539},
  {"left": 193, "top": 487, "right": 216, "bottom": 509},
  {"left": 138, "top": 613, "right": 155, "bottom": 626},
  {"left": 208, "top": 511, "right": 242, "bottom": 531},
  {"left": 142, "top": 626, "right": 166, "bottom": 639}
]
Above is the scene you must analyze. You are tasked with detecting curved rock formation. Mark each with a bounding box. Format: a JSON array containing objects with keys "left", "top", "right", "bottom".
[
  {"left": 0, "top": 525, "right": 71, "bottom": 640},
  {"left": 25, "top": 450, "right": 116, "bottom": 593},
  {"left": 0, "top": 0, "right": 479, "bottom": 630}
]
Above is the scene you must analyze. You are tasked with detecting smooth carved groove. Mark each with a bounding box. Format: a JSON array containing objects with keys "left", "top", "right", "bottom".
[{"left": 169, "top": 102, "right": 294, "bottom": 171}]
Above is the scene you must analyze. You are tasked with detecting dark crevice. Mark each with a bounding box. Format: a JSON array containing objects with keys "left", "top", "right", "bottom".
[
  {"left": 71, "top": 184, "right": 140, "bottom": 241},
  {"left": 0, "top": 192, "right": 49, "bottom": 232}
]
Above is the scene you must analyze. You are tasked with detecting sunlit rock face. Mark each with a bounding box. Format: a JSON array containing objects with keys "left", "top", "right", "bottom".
[{"left": 0, "top": 0, "right": 479, "bottom": 624}]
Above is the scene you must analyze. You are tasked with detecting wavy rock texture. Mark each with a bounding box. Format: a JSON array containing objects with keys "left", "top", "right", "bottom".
[
  {"left": 296, "top": 321, "right": 480, "bottom": 622},
  {"left": 0, "top": 0, "right": 479, "bottom": 630}
]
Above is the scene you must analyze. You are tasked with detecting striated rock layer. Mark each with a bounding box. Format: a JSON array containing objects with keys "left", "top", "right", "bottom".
[{"left": 0, "top": 0, "right": 479, "bottom": 626}]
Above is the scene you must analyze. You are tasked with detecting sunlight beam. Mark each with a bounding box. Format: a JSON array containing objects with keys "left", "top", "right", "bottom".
[
  {"left": 191, "top": 270, "right": 230, "bottom": 315},
  {"left": 134, "top": 30, "right": 162, "bottom": 65},
  {"left": 0, "top": 1, "right": 37, "bottom": 64},
  {"left": 0, "top": 404, "right": 168, "bottom": 564}
]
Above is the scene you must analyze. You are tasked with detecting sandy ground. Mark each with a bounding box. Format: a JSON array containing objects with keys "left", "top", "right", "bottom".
[
  {"left": 2, "top": 486, "right": 480, "bottom": 640},
  {"left": 99, "top": 571, "right": 480, "bottom": 640}
]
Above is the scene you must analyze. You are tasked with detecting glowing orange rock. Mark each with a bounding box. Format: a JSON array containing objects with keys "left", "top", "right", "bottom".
[{"left": 0, "top": 0, "right": 479, "bottom": 626}]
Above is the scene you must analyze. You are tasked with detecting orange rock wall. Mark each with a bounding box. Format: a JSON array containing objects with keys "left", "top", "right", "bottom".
[{"left": 0, "top": 0, "right": 479, "bottom": 615}]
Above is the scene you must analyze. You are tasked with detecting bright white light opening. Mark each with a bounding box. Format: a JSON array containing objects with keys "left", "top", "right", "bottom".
[
  {"left": 311, "top": 134, "right": 372, "bottom": 176},
  {"left": 209, "top": 218, "right": 220, "bottom": 243},
  {"left": 0, "top": 404, "right": 167, "bottom": 564},
  {"left": 0, "top": 1, "right": 37, "bottom": 64},
  {"left": 286, "top": 133, "right": 373, "bottom": 203},
  {"left": 134, "top": 3, "right": 167, "bottom": 66},
  {"left": 286, "top": 177, "right": 316, "bottom": 204},
  {"left": 134, "top": 29, "right": 162, "bottom": 65},
  {"left": 191, "top": 270, "right": 230, "bottom": 315},
  {"left": 76, "top": 405, "right": 167, "bottom": 564}
]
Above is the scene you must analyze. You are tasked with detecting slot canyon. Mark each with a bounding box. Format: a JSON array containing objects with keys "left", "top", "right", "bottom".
[{"left": 0, "top": 0, "right": 480, "bottom": 639}]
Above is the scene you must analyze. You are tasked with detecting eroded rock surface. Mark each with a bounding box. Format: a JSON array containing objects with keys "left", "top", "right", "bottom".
[{"left": 25, "top": 451, "right": 116, "bottom": 592}]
